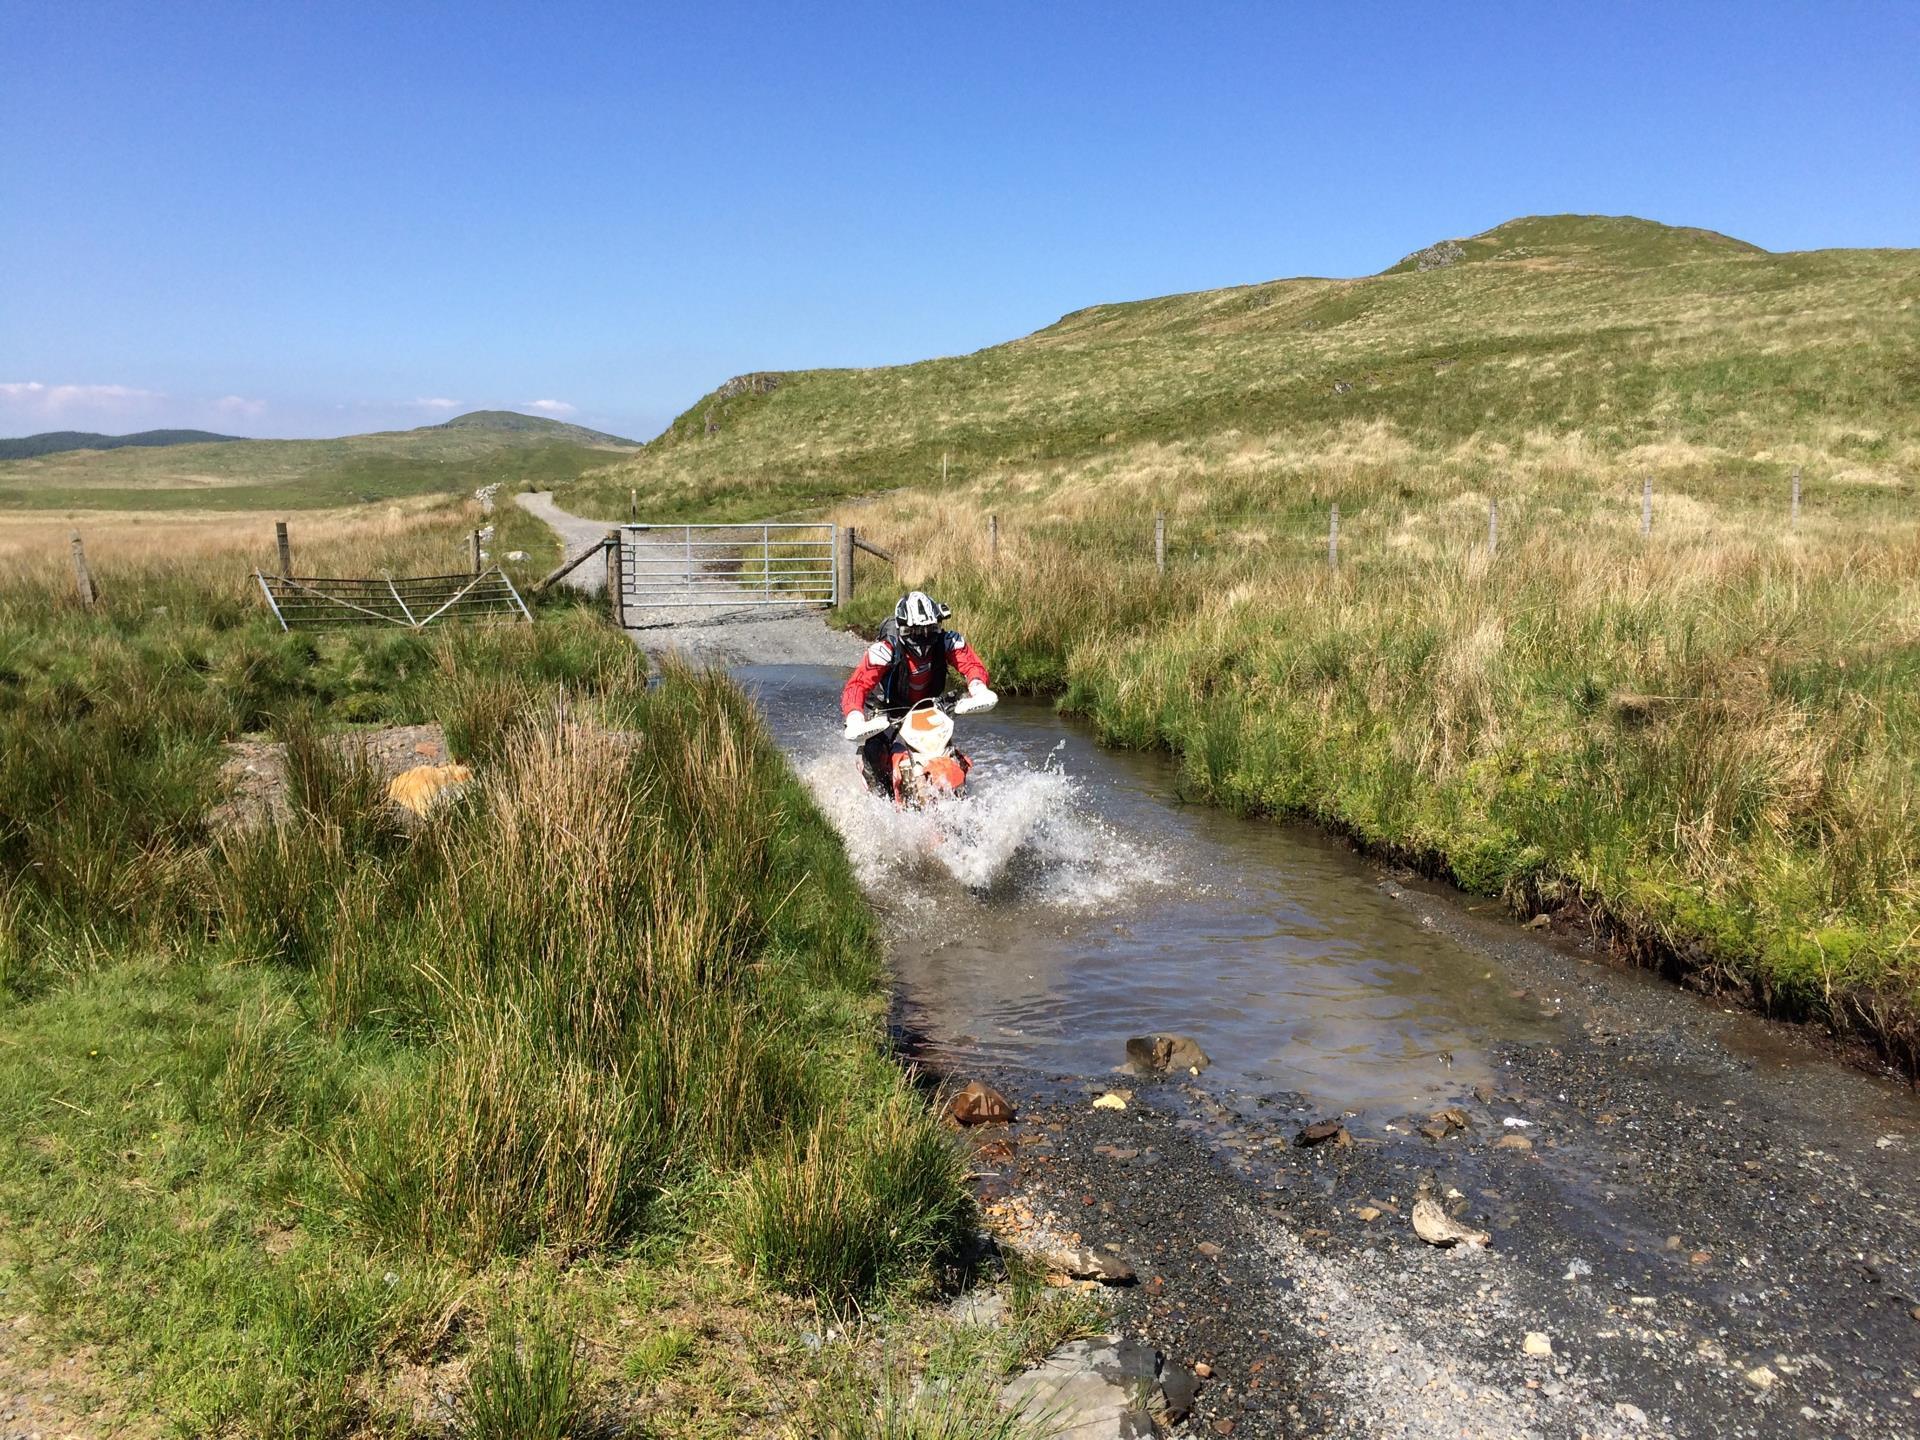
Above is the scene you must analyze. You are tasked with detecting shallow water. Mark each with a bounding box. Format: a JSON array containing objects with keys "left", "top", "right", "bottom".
[{"left": 740, "top": 664, "right": 1556, "bottom": 1113}]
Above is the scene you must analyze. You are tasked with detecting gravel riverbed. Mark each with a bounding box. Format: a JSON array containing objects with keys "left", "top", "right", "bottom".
[{"left": 953, "top": 872, "right": 1920, "bottom": 1439}]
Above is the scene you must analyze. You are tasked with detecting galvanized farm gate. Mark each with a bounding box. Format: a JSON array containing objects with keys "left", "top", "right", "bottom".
[
  {"left": 611, "top": 522, "right": 839, "bottom": 623},
  {"left": 256, "top": 567, "right": 532, "bottom": 631}
]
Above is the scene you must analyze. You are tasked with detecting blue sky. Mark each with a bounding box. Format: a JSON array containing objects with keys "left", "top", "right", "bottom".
[{"left": 3, "top": 2, "right": 1915, "bottom": 441}]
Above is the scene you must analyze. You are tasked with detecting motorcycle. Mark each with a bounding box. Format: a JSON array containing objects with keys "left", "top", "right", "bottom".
[{"left": 846, "top": 691, "right": 996, "bottom": 807}]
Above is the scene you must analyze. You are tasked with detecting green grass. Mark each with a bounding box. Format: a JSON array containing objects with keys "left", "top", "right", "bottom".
[
  {"left": 0, "top": 541, "right": 979, "bottom": 1434},
  {"left": 554, "top": 212, "right": 1920, "bottom": 1070}
]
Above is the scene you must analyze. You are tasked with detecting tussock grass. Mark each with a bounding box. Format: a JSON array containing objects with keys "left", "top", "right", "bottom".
[
  {"left": 452, "top": 1316, "right": 585, "bottom": 1440},
  {"left": 0, "top": 537, "right": 974, "bottom": 1432},
  {"left": 735, "top": 1093, "right": 975, "bottom": 1308}
]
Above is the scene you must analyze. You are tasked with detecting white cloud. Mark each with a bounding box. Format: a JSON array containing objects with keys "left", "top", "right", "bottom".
[
  {"left": 212, "top": 394, "right": 267, "bottom": 419},
  {"left": 526, "top": 398, "right": 577, "bottom": 416},
  {"left": 409, "top": 397, "right": 462, "bottom": 411},
  {"left": 0, "top": 381, "right": 163, "bottom": 417}
]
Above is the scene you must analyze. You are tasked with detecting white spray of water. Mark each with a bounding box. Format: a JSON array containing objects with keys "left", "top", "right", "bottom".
[{"left": 800, "top": 743, "right": 1163, "bottom": 910}]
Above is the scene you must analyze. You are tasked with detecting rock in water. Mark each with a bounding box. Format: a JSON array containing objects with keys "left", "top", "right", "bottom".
[
  {"left": 1296, "top": 1120, "right": 1351, "bottom": 1148},
  {"left": 1411, "top": 1197, "right": 1491, "bottom": 1249},
  {"left": 945, "top": 1080, "right": 1015, "bottom": 1126},
  {"left": 1125, "top": 1033, "right": 1212, "bottom": 1073}
]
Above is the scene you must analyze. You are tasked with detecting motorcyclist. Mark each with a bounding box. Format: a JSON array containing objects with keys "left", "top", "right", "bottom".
[{"left": 842, "top": 590, "right": 997, "bottom": 796}]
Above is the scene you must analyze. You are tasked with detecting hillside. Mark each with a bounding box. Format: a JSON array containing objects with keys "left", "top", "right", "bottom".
[
  {"left": 0, "top": 428, "right": 244, "bottom": 461},
  {"left": 569, "top": 214, "right": 1915, "bottom": 520},
  {"left": 0, "top": 410, "right": 640, "bottom": 511},
  {"left": 558, "top": 213, "right": 1920, "bottom": 1071}
]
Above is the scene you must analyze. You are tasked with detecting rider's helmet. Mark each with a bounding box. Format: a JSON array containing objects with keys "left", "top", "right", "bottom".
[{"left": 893, "top": 591, "right": 951, "bottom": 659}]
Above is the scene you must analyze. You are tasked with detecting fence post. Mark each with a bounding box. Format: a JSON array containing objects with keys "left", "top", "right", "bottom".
[
  {"left": 469, "top": 530, "right": 482, "bottom": 574},
  {"left": 988, "top": 513, "right": 998, "bottom": 565},
  {"left": 1488, "top": 497, "right": 1498, "bottom": 557},
  {"left": 604, "top": 528, "right": 623, "bottom": 626},
  {"left": 1791, "top": 467, "right": 1801, "bottom": 529},
  {"left": 840, "top": 525, "right": 856, "bottom": 602},
  {"left": 1640, "top": 475, "right": 1652, "bottom": 537},
  {"left": 629, "top": 488, "right": 637, "bottom": 523},
  {"left": 942, "top": 451, "right": 949, "bottom": 485},
  {"left": 1328, "top": 503, "right": 1340, "bottom": 570},
  {"left": 69, "top": 530, "right": 98, "bottom": 609},
  {"left": 275, "top": 519, "right": 292, "bottom": 576},
  {"left": 1154, "top": 511, "right": 1166, "bottom": 576}
]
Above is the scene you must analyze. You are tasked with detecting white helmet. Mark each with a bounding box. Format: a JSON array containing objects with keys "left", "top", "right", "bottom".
[{"left": 894, "top": 590, "right": 949, "bottom": 628}]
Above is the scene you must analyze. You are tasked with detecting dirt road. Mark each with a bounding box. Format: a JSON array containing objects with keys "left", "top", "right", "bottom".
[{"left": 515, "top": 491, "right": 863, "bottom": 667}]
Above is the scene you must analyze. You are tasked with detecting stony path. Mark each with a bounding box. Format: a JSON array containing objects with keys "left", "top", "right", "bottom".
[{"left": 515, "top": 491, "right": 863, "bottom": 667}]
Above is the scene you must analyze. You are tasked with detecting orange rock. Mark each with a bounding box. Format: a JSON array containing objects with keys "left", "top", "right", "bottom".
[{"left": 388, "top": 763, "right": 472, "bottom": 815}]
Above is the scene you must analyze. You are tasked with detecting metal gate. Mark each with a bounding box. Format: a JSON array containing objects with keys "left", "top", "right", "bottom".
[{"left": 615, "top": 523, "right": 838, "bottom": 616}]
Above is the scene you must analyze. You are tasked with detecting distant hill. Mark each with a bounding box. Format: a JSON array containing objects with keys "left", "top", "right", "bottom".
[
  {"left": 0, "top": 429, "right": 244, "bottom": 462},
  {"left": 0, "top": 410, "right": 642, "bottom": 512},
  {"left": 430, "top": 410, "right": 639, "bottom": 446},
  {"left": 1382, "top": 213, "right": 1766, "bottom": 275}
]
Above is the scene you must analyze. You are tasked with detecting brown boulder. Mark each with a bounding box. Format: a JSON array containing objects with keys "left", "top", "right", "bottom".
[{"left": 945, "top": 1080, "right": 1015, "bottom": 1126}]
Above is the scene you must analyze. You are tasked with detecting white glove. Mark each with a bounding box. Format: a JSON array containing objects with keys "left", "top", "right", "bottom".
[
  {"left": 955, "top": 680, "right": 999, "bottom": 715},
  {"left": 843, "top": 710, "right": 870, "bottom": 740}
]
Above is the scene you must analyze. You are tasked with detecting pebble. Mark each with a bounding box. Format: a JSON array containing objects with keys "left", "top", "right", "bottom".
[
  {"left": 1092, "top": 1092, "right": 1128, "bottom": 1111},
  {"left": 1195, "top": 1361, "right": 1214, "bottom": 1378},
  {"left": 1614, "top": 1402, "right": 1648, "bottom": 1426},
  {"left": 1746, "top": 1365, "right": 1777, "bottom": 1391},
  {"left": 1523, "top": 1332, "right": 1554, "bottom": 1358}
]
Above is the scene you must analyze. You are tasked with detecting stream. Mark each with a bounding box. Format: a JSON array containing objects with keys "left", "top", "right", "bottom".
[{"left": 741, "top": 664, "right": 1776, "bottom": 1116}]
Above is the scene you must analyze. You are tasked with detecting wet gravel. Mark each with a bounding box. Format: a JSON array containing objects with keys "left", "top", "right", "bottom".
[{"left": 949, "top": 870, "right": 1920, "bottom": 1439}]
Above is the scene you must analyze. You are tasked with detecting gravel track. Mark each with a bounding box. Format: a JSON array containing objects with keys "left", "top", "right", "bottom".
[{"left": 515, "top": 491, "right": 863, "bottom": 667}]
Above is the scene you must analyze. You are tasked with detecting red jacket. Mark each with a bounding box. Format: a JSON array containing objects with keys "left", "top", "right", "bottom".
[{"left": 842, "top": 630, "right": 989, "bottom": 715}]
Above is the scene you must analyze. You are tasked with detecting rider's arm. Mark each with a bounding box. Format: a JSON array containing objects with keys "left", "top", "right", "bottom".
[
  {"left": 945, "top": 632, "right": 990, "bottom": 688},
  {"left": 841, "top": 639, "right": 893, "bottom": 715}
]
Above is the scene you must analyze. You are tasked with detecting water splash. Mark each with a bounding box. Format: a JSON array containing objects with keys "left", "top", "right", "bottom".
[{"left": 800, "top": 742, "right": 1162, "bottom": 909}]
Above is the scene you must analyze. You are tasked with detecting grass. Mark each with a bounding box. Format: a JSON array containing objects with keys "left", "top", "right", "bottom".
[
  {"left": 0, "top": 512, "right": 989, "bottom": 1434},
  {"left": 554, "top": 212, "right": 1920, "bottom": 1070}
]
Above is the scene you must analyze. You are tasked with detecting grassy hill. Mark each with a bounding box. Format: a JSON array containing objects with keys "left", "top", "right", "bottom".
[
  {"left": 0, "top": 410, "right": 638, "bottom": 511},
  {"left": 559, "top": 213, "right": 1920, "bottom": 1070},
  {"left": 0, "top": 428, "right": 245, "bottom": 461},
  {"left": 565, "top": 212, "right": 1916, "bottom": 520}
]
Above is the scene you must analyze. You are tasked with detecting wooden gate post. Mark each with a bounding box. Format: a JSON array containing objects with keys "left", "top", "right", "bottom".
[
  {"left": 469, "top": 530, "right": 482, "bottom": 575},
  {"left": 1328, "top": 503, "right": 1340, "bottom": 570},
  {"left": 839, "top": 525, "right": 856, "bottom": 603},
  {"left": 1641, "top": 475, "right": 1653, "bottom": 537},
  {"left": 988, "top": 513, "right": 998, "bottom": 565},
  {"left": 275, "top": 519, "right": 292, "bottom": 576},
  {"left": 1488, "top": 496, "right": 1498, "bottom": 557},
  {"left": 69, "top": 530, "right": 98, "bottom": 609},
  {"left": 604, "top": 528, "right": 624, "bottom": 626},
  {"left": 1154, "top": 511, "right": 1165, "bottom": 576}
]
